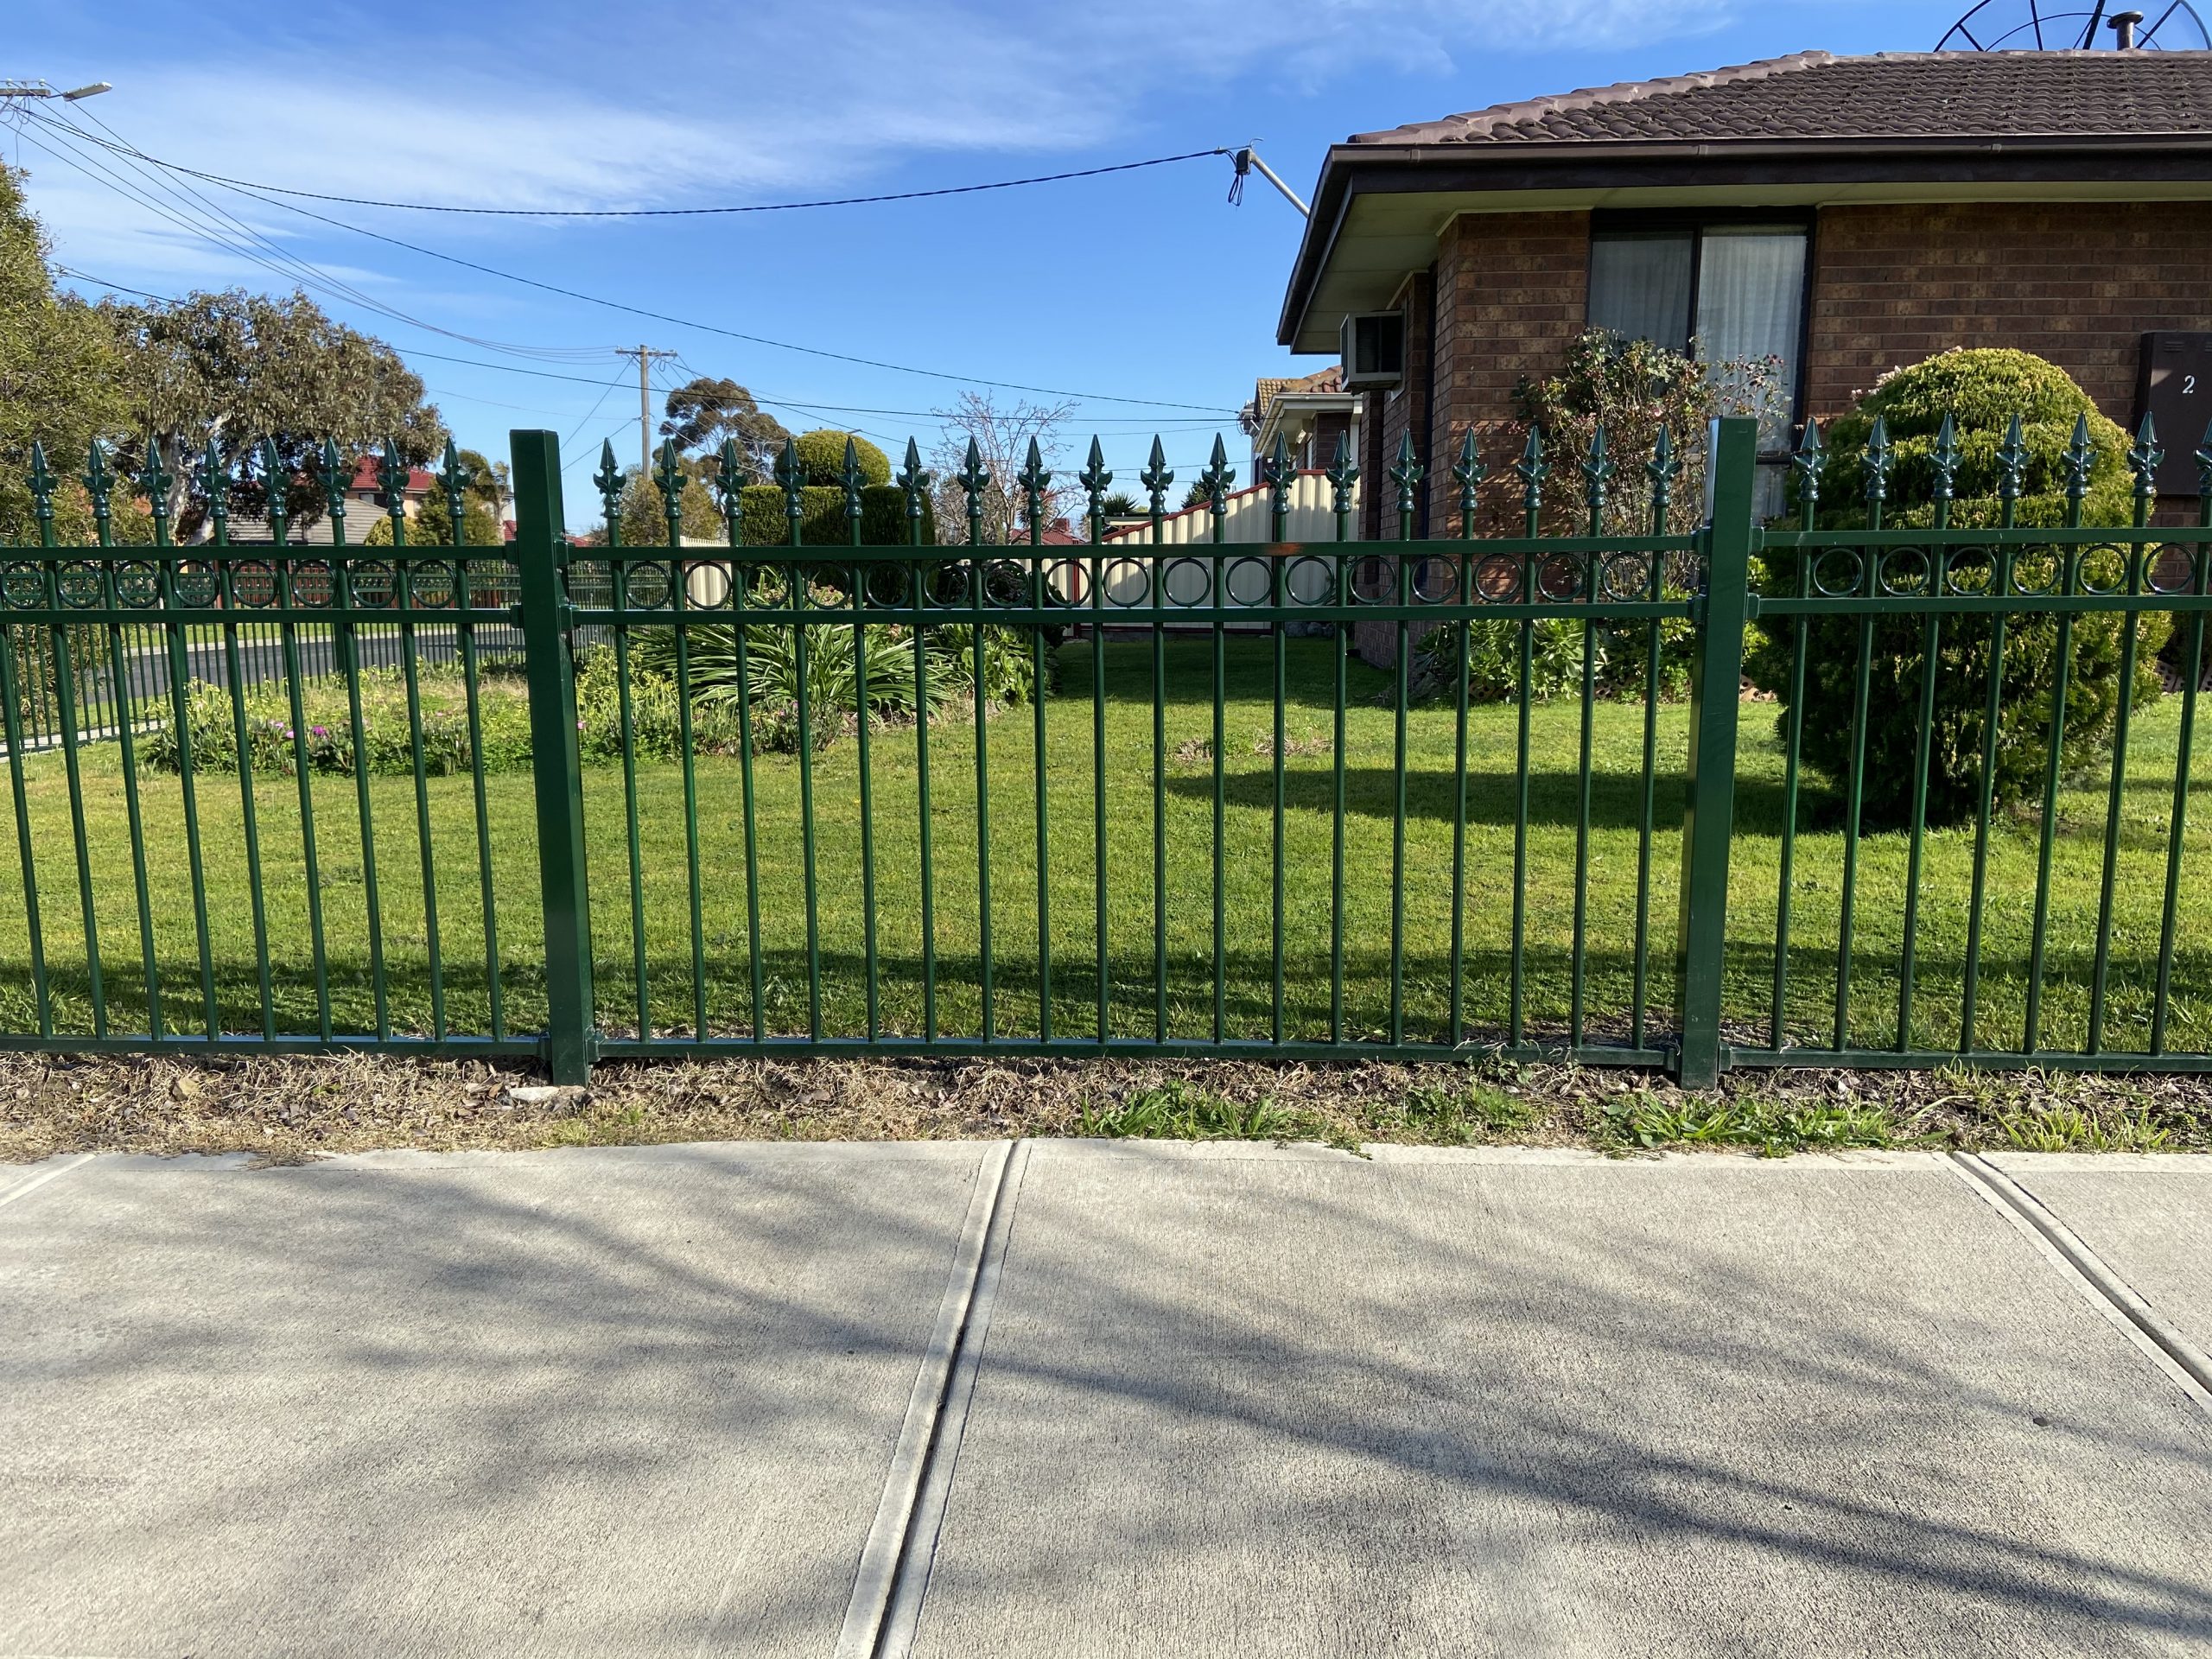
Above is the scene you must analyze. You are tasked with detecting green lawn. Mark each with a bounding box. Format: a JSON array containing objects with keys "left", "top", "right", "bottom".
[{"left": 3, "top": 634, "right": 2209, "bottom": 1058}]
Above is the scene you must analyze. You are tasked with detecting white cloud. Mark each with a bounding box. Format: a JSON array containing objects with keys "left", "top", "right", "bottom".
[{"left": 10, "top": 0, "right": 1736, "bottom": 287}]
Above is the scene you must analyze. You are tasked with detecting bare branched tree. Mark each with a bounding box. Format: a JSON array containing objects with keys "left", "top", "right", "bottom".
[{"left": 928, "top": 391, "right": 1076, "bottom": 545}]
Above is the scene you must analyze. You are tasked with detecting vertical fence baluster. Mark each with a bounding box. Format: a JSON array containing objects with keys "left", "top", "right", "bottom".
[
  {"left": 1448, "top": 430, "right": 1482, "bottom": 1046},
  {"left": 839, "top": 440, "right": 880, "bottom": 1043},
  {"left": 1388, "top": 433, "right": 1421, "bottom": 1047},
  {"left": 1509, "top": 430, "right": 1545, "bottom": 1049},
  {"left": 1205, "top": 435, "right": 1231, "bottom": 1045},
  {"left": 1020, "top": 439, "right": 1052, "bottom": 1042},
  {"left": 715, "top": 441, "right": 768, "bottom": 1043},
  {"left": 1143, "top": 439, "right": 1170, "bottom": 1041},
  {"left": 1961, "top": 418, "right": 2024, "bottom": 1054},
  {"left": 959, "top": 440, "right": 992, "bottom": 1042},
  {"left": 2087, "top": 418, "right": 2159, "bottom": 1054},
  {"left": 1770, "top": 425, "right": 1817, "bottom": 1052},
  {"left": 658, "top": 442, "right": 709, "bottom": 1041},
  {"left": 2024, "top": 416, "right": 2094, "bottom": 1054},
  {"left": 601, "top": 446, "right": 648, "bottom": 1038},
  {"left": 386, "top": 442, "right": 446, "bottom": 1040},
  {"left": 1833, "top": 417, "right": 1888, "bottom": 1052},
  {"left": 1569, "top": 427, "right": 1609, "bottom": 1049},
  {"left": 41, "top": 444, "right": 106, "bottom": 1036},
  {"left": 1326, "top": 435, "right": 1355, "bottom": 1046},
  {"left": 109, "top": 442, "right": 160, "bottom": 1039},
  {"left": 323, "top": 441, "right": 378, "bottom": 1040},
  {"left": 1896, "top": 415, "right": 1956, "bottom": 1052},
  {"left": 444, "top": 444, "right": 504, "bottom": 1040},
  {"left": 263, "top": 450, "right": 330, "bottom": 1039},
  {"left": 1081, "top": 440, "right": 1111, "bottom": 1046},
  {"left": 5, "top": 448, "right": 54, "bottom": 1035},
  {"left": 778, "top": 440, "right": 824, "bottom": 1041},
  {"left": 2152, "top": 427, "right": 2212, "bottom": 1054},
  {"left": 1635, "top": 430, "right": 1678, "bottom": 1052},
  {"left": 1265, "top": 432, "right": 1291, "bottom": 1046},
  {"left": 894, "top": 442, "right": 934, "bottom": 1042}
]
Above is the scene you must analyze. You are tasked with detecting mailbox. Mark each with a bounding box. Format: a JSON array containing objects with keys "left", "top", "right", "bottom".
[{"left": 2138, "top": 332, "right": 2212, "bottom": 496}]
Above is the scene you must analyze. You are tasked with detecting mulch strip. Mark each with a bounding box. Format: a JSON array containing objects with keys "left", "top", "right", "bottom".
[{"left": 3, "top": 1050, "right": 2206, "bottom": 1164}]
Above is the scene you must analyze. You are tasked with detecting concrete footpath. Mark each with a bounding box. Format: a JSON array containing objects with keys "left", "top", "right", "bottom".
[{"left": 2, "top": 1143, "right": 2208, "bottom": 1657}]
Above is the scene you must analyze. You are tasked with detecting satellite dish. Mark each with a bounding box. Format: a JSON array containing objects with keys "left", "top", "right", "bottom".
[{"left": 1937, "top": 0, "right": 2209, "bottom": 49}]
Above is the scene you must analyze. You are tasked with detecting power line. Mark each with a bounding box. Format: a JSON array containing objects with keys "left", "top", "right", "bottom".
[
  {"left": 23, "top": 105, "right": 1238, "bottom": 415},
  {"left": 56, "top": 265, "right": 1244, "bottom": 435},
  {"left": 34, "top": 136, "right": 1232, "bottom": 218}
]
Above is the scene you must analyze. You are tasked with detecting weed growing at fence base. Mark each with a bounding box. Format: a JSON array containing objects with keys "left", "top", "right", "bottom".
[{"left": 3, "top": 636, "right": 2210, "bottom": 1056}]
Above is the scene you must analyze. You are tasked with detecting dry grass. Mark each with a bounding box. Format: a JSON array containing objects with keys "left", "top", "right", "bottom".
[{"left": 3, "top": 1050, "right": 2206, "bottom": 1166}]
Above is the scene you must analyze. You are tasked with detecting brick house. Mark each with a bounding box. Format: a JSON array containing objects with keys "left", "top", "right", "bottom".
[{"left": 1274, "top": 49, "right": 2212, "bottom": 541}]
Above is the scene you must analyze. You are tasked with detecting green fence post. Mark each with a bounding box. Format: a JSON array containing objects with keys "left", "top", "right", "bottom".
[
  {"left": 511, "top": 430, "right": 596, "bottom": 1084},
  {"left": 1674, "top": 416, "right": 1759, "bottom": 1087}
]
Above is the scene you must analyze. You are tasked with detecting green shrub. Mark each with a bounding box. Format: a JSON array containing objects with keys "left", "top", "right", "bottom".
[
  {"left": 791, "top": 429, "right": 890, "bottom": 488},
  {"left": 1746, "top": 349, "right": 2164, "bottom": 830},
  {"left": 141, "top": 666, "right": 536, "bottom": 778},
  {"left": 570, "top": 645, "right": 747, "bottom": 761},
  {"left": 734, "top": 483, "right": 931, "bottom": 547}
]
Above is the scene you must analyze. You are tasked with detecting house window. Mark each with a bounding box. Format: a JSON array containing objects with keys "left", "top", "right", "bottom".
[{"left": 1588, "top": 218, "right": 1808, "bottom": 509}]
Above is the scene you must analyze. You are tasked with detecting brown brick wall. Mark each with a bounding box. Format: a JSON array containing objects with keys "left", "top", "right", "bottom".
[
  {"left": 1802, "top": 202, "right": 2212, "bottom": 426},
  {"left": 1428, "top": 210, "right": 1592, "bottom": 530}
]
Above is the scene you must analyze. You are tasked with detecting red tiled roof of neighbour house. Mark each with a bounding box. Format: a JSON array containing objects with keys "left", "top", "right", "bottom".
[
  {"left": 1351, "top": 50, "right": 2212, "bottom": 147},
  {"left": 346, "top": 456, "right": 436, "bottom": 494}
]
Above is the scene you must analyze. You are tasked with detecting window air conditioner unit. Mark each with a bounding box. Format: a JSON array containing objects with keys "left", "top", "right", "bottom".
[{"left": 1340, "top": 311, "right": 1405, "bottom": 390}]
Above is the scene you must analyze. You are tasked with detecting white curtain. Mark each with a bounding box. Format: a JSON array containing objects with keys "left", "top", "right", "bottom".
[
  {"left": 1587, "top": 232, "right": 1693, "bottom": 353},
  {"left": 1695, "top": 228, "right": 1808, "bottom": 447}
]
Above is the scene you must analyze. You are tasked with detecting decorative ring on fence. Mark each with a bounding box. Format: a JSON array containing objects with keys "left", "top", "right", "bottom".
[
  {"left": 232, "top": 560, "right": 278, "bottom": 608},
  {"left": 409, "top": 560, "right": 455, "bottom": 611},
  {"left": 1102, "top": 557, "right": 1152, "bottom": 607},
  {"left": 57, "top": 567, "right": 105, "bottom": 610},
  {"left": 858, "top": 563, "right": 907, "bottom": 609},
  {"left": 625, "top": 562, "right": 672, "bottom": 610},
  {"left": 2076, "top": 544, "right": 2130, "bottom": 598},
  {"left": 1811, "top": 548, "right": 1863, "bottom": 599},
  {"left": 1598, "top": 551, "right": 1652, "bottom": 603},
  {"left": 1349, "top": 554, "right": 1391, "bottom": 604},
  {"left": 1939, "top": 546, "right": 1995, "bottom": 598},
  {"left": 979, "top": 559, "right": 1025, "bottom": 609},
  {"left": 115, "top": 562, "right": 161, "bottom": 609},
  {"left": 1042, "top": 558, "right": 1084, "bottom": 607},
  {"left": 1224, "top": 556, "right": 1274, "bottom": 607},
  {"left": 1473, "top": 554, "right": 1522, "bottom": 603},
  {"left": 2147, "top": 544, "right": 2198, "bottom": 596},
  {"left": 1163, "top": 556, "right": 1212, "bottom": 607},
  {"left": 1412, "top": 555, "right": 1460, "bottom": 604},
  {"left": 351, "top": 560, "right": 396, "bottom": 609},
  {"left": 1285, "top": 556, "right": 1334, "bottom": 606},
  {"left": 1876, "top": 546, "right": 1931, "bottom": 598},
  {"left": 0, "top": 563, "right": 42, "bottom": 609},
  {"left": 175, "top": 563, "right": 223, "bottom": 607},
  {"left": 1536, "top": 551, "right": 1586, "bottom": 603}
]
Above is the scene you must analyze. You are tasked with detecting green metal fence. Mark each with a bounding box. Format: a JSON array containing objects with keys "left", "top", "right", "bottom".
[{"left": 3, "top": 414, "right": 2208, "bottom": 1086}]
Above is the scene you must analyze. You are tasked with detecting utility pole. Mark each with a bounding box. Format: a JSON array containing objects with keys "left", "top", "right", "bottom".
[{"left": 615, "top": 345, "right": 677, "bottom": 476}]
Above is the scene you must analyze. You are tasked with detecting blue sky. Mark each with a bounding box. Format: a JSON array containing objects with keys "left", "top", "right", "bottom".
[{"left": 13, "top": 0, "right": 1943, "bottom": 524}]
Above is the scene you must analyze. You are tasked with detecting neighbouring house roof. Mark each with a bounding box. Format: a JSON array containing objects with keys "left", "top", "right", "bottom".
[
  {"left": 346, "top": 455, "right": 435, "bottom": 496},
  {"left": 1279, "top": 49, "right": 2212, "bottom": 351},
  {"left": 1355, "top": 50, "right": 2212, "bottom": 147}
]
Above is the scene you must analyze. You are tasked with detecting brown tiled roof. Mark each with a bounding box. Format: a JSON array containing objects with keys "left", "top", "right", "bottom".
[{"left": 1353, "top": 51, "right": 2212, "bottom": 147}]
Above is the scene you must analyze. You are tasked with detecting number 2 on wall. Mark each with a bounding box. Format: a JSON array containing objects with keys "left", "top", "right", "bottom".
[{"left": 2187, "top": 375, "right": 2199, "bottom": 397}]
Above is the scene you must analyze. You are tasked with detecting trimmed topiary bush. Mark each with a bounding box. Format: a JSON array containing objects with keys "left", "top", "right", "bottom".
[
  {"left": 791, "top": 429, "right": 890, "bottom": 488},
  {"left": 1746, "top": 348, "right": 2164, "bottom": 830},
  {"left": 733, "top": 483, "right": 931, "bottom": 546}
]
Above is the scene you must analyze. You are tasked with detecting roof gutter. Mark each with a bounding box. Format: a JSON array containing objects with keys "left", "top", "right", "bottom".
[{"left": 1276, "top": 132, "right": 2212, "bottom": 346}]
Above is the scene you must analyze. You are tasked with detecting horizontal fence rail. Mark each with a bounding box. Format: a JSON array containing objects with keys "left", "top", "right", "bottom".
[{"left": 3, "top": 414, "right": 2209, "bottom": 1088}]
